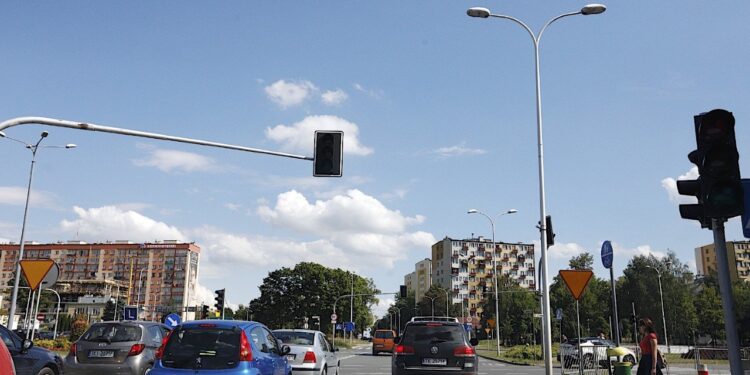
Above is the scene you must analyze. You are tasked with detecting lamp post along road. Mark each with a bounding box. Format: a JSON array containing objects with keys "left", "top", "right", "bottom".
[
  {"left": 646, "top": 265, "right": 670, "bottom": 353},
  {"left": 466, "top": 5, "right": 606, "bottom": 373},
  {"left": 136, "top": 268, "right": 148, "bottom": 319},
  {"left": 1, "top": 131, "right": 76, "bottom": 330},
  {"left": 468, "top": 208, "right": 517, "bottom": 356}
]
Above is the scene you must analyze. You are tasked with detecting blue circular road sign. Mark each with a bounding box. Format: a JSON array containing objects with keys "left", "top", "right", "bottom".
[{"left": 601, "top": 240, "right": 614, "bottom": 269}]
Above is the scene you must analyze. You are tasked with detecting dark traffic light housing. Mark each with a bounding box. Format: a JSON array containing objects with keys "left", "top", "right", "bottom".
[
  {"left": 400, "top": 285, "right": 407, "bottom": 299},
  {"left": 313, "top": 131, "right": 343, "bottom": 177},
  {"left": 679, "top": 109, "right": 743, "bottom": 225},
  {"left": 214, "top": 289, "right": 225, "bottom": 313},
  {"left": 201, "top": 304, "right": 209, "bottom": 319}
]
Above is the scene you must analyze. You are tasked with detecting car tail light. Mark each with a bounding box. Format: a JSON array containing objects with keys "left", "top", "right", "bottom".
[
  {"left": 155, "top": 331, "right": 172, "bottom": 359},
  {"left": 394, "top": 345, "right": 415, "bottom": 356},
  {"left": 303, "top": 350, "right": 317, "bottom": 364},
  {"left": 239, "top": 331, "right": 253, "bottom": 361},
  {"left": 127, "top": 343, "right": 146, "bottom": 356},
  {"left": 69, "top": 343, "right": 77, "bottom": 357},
  {"left": 453, "top": 345, "right": 476, "bottom": 357}
]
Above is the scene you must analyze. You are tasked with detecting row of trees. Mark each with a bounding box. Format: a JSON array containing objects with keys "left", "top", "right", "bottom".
[{"left": 247, "top": 262, "right": 380, "bottom": 334}]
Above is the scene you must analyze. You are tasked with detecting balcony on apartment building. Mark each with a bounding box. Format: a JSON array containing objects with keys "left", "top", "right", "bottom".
[
  {"left": 512, "top": 264, "right": 519, "bottom": 270},
  {"left": 451, "top": 267, "right": 459, "bottom": 275},
  {"left": 469, "top": 271, "right": 476, "bottom": 276}
]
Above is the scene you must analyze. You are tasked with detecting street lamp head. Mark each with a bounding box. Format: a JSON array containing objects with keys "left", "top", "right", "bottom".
[
  {"left": 65, "top": 144, "right": 77, "bottom": 149},
  {"left": 41, "top": 131, "right": 49, "bottom": 138},
  {"left": 467, "top": 7, "right": 491, "bottom": 18},
  {"left": 467, "top": 209, "right": 479, "bottom": 214},
  {"left": 0, "top": 131, "right": 5, "bottom": 138},
  {"left": 581, "top": 4, "right": 606, "bottom": 15},
  {"left": 507, "top": 209, "right": 518, "bottom": 214}
]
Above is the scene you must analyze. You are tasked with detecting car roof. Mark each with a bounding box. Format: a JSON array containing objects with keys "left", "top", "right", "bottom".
[
  {"left": 273, "top": 329, "right": 321, "bottom": 334},
  {"left": 179, "top": 319, "right": 257, "bottom": 330}
]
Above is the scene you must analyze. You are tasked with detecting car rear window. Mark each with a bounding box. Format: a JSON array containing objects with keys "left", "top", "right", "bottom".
[
  {"left": 81, "top": 323, "right": 142, "bottom": 343},
  {"left": 375, "top": 331, "right": 393, "bottom": 339},
  {"left": 400, "top": 324, "right": 465, "bottom": 345},
  {"left": 161, "top": 326, "right": 241, "bottom": 370},
  {"left": 274, "top": 331, "right": 314, "bottom": 345}
]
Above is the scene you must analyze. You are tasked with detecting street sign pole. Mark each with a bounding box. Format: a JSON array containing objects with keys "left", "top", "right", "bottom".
[
  {"left": 576, "top": 300, "right": 583, "bottom": 375},
  {"left": 601, "top": 241, "right": 620, "bottom": 346},
  {"left": 711, "top": 219, "right": 743, "bottom": 374}
]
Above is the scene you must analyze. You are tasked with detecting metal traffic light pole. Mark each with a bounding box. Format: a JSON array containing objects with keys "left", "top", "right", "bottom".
[{"left": 711, "top": 219, "right": 743, "bottom": 374}]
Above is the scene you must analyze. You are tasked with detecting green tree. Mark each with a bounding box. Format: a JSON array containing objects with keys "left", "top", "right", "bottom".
[
  {"left": 70, "top": 314, "right": 89, "bottom": 341},
  {"left": 693, "top": 284, "right": 724, "bottom": 342},
  {"left": 733, "top": 281, "right": 750, "bottom": 345},
  {"left": 102, "top": 297, "right": 127, "bottom": 321},
  {"left": 478, "top": 275, "right": 537, "bottom": 345}
]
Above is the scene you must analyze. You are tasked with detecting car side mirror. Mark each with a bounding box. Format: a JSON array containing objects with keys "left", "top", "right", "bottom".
[
  {"left": 22, "top": 339, "right": 33, "bottom": 352},
  {"left": 281, "top": 345, "right": 291, "bottom": 356},
  {"left": 469, "top": 338, "right": 479, "bottom": 346}
]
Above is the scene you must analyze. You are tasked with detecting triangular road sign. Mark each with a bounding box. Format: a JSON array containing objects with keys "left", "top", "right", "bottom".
[
  {"left": 559, "top": 270, "right": 594, "bottom": 300},
  {"left": 20, "top": 260, "right": 55, "bottom": 291}
]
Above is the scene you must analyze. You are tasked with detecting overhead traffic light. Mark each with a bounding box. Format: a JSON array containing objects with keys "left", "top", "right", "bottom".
[
  {"left": 400, "top": 285, "right": 407, "bottom": 299},
  {"left": 679, "top": 109, "right": 744, "bottom": 224},
  {"left": 201, "top": 305, "right": 209, "bottom": 319},
  {"left": 313, "top": 131, "right": 343, "bottom": 177},
  {"left": 214, "top": 289, "right": 225, "bottom": 313}
]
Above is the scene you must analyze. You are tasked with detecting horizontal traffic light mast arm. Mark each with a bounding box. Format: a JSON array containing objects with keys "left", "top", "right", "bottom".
[{"left": 0, "top": 116, "right": 314, "bottom": 161}]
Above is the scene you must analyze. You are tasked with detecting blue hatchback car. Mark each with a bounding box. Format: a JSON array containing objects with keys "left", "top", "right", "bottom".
[{"left": 150, "top": 320, "right": 292, "bottom": 375}]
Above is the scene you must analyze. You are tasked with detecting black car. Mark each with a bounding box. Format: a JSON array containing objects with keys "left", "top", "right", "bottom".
[
  {"left": 391, "top": 319, "right": 479, "bottom": 375},
  {"left": 0, "top": 324, "right": 64, "bottom": 375}
]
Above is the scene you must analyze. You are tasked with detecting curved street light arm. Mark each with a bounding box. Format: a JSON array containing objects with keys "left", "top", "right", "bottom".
[
  {"left": 0, "top": 116, "right": 314, "bottom": 161},
  {"left": 537, "top": 12, "right": 582, "bottom": 43}
]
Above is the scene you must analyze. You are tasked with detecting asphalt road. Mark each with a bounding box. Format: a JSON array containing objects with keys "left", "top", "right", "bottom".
[{"left": 337, "top": 344, "right": 538, "bottom": 375}]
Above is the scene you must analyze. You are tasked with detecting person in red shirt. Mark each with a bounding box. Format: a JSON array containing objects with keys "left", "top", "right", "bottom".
[{"left": 637, "top": 318, "right": 662, "bottom": 375}]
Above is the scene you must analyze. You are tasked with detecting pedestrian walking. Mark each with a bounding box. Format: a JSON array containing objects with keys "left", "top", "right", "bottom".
[{"left": 637, "top": 318, "right": 663, "bottom": 375}]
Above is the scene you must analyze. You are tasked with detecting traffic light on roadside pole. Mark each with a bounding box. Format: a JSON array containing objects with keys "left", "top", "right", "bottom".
[
  {"left": 313, "top": 131, "right": 343, "bottom": 177},
  {"left": 400, "top": 285, "right": 407, "bottom": 299},
  {"left": 680, "top": 109, "right": 744, "bottom": 224},
  {"left": 537, "top": 215, "right": 555, "bottom": 246},
  {"left": 214, "top": 289, "right": 225, "bottom": 313},
  {"left": 201, "top": 305, "right": 209, "bottom": 319}
]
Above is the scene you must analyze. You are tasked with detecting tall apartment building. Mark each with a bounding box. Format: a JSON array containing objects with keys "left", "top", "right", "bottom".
[
  {"left": 402, "top": 258, "right": 433, "bottom": 304},
  {"left": 695, "top": 240, "right": 750, "bottom": 283},
  {"left": 432, "top": 236, "right": 535, "bottom": 319},
  {"left": 0, "top": 240, "right": 200, "bottom": 321}
]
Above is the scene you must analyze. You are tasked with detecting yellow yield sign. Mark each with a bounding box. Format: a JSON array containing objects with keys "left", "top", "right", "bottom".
[
  {"left": 559, "top": 270, "right": 594, "bottom": 301},
  {"left": 20, "top": 259, "right": 57, "bottom": 291}
]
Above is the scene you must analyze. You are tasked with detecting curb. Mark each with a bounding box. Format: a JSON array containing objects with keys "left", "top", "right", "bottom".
[{"left": 477, "top": 353, "right": 534, "bottom": 366}]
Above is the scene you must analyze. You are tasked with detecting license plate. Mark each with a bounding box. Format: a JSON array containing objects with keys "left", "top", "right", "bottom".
[
  {"left": 376, "top": 344, "right": 384, "bottom": 347},
  {"left": 422, "top": 358, "right": 447, "bottom": 366},
  {"left": 89, "top": 350, "right": 115, "bottom": 358},
  {"left": 287, "top": 354, "right": 296, "bottom": 361}
]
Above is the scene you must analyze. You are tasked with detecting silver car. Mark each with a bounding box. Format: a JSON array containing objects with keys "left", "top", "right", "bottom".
[
  {"left": 273, "top": 329, "right": 340, "bottom": 375},
  {"left": 65, "top": 321, "right": 171, "bottom": 375}
]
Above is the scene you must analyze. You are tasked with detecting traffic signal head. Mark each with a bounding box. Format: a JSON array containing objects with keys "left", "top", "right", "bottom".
[
  {"left": 201, "top": 305, "right": 209, "bottom": 319},
  {"left": 313, "top": 131, "right": 343, "bottom": 177},
  {"left": 400, "top": 285, "right": 407, "bottom": 299},
  {"left": 214, "top": 289, "right": 225, "bottom": 311},
  {"left": 680, "top": 109, "right": 744, "bottom": 223}
]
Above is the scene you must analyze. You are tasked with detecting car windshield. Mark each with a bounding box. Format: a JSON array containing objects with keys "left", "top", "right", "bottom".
[
  {"left": 375, "top": 331, "right": 393, "bottom": 339},
  {"left": 82, "top": 324, "right": 142, "bottom": 343},
  {"left": 400, "top": 324, "right": 465, "bottom": 345},
  {"left": 161, "top": 326, "right": 240, "bottom": 370},
  {"left": 274, "top": 331, "right": 314, "bottom": 345}
]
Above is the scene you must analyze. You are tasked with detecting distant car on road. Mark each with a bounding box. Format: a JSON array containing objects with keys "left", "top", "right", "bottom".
[
  {"left": 65, "top": 320, "right": 171, "bottom": 375},
  {"left": 273, "top": 329, "right": 340, "bottom": 375},
  {"left": 391, "top": 318, "right": 479, "bottom": 375},
  {"left": 0, "top": 324, "right": 63, "bottom": 375},
  {"left": 150, "top": 320, "right": 292, "bottom": 375},
  {"left": 372, "top": 329, "right": 397, "bottom": 356},
  {"left": 559, "top": 337, "right": 636, "bottom": 368}
]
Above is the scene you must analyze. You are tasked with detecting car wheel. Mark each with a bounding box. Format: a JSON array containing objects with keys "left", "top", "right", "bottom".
[
  {"left": 624, "top": 354, "right": 636, "bottom": 366},
  {"left": 36, "top": 368, "right": 55, "bottom": 375},
  {"left": 143, "top": 365, "right": 153, "bottom": 375},
  {"left": 582, "top": 354, "right": 595, "bottom": 369}
]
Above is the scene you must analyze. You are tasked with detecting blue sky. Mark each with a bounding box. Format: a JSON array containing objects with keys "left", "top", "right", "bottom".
[{"left": 1, "top": 2, "right": 749, "bottom": 317}]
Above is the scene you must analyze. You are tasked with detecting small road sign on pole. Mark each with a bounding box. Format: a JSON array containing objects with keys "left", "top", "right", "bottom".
[{"left": 20, "top": 260, "right": 56, "bottom": 291}]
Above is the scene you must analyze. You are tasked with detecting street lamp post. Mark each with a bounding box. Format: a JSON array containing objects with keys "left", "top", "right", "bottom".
[
  {"left": 468, "top": 208, "right": 517, "bottom": 356},
  {"left": 427, "top": 296, "right": 438, "bottom": 318},
  {"left": 646, "top": 265, "right": 670, "bottom": 354},
  {"left": 136, "top": 268, "right": 148, "bottom": 319},
  {"left": 466, "top": 5, "right": 606, "bottom": 373},
  {"left": 1, "top": 131, "right": 76, "bottom": 330}
]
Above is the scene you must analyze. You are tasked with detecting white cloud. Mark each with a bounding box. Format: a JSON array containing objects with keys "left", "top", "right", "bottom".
[
  {"left": 113, "top": 202, "right": 152, "bottom": 212},
  {"left": 0, "top": 186, "right": 55, "bottom": 207},
  {"left": 265, "top": 115, "right": 373, "bottom": 156},
  {"left": 372, "top": 297, "right": 396, "bottom": 319},
  {"left": 321, "top": 89, "right": 348, "bottom": 106},
  {"left": 610, "top": 242, "right": 667, "bottom": 259},
  {"left": 265, "top": 80, "right": 317, "bottom": 108},
  {"left": 256, "top": 189, "right": 435, "bottom": 268},
  {"left": 59, "top": 206, "right": 187, "bottom": 242},
  {"left": 433, "top": 143, "right": 487, "bottom": 158},
  {"left": 549, "top": 242, "right": 588, "bottom": 260},
  {"left": 224, "top": 203, "right": 242, "bottom": 211},
  {"left": 661, "top": 167, "right": 699, "bottom": 204},
  {"left": 133, "top": 147, "right": 218, "bottom": 173}
]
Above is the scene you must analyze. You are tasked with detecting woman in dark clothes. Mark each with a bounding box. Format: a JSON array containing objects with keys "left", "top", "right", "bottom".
[{"left": 637, "top": 318, "right": 662, "bottom": 375}]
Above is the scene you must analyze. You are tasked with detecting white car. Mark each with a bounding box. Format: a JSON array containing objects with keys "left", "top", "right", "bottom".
[
  {"left": 559, "top": 337, "right": 637, "bottom": 368},
  {"left": 273, "top": 329, "right": 340, "bottom": 375}
]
